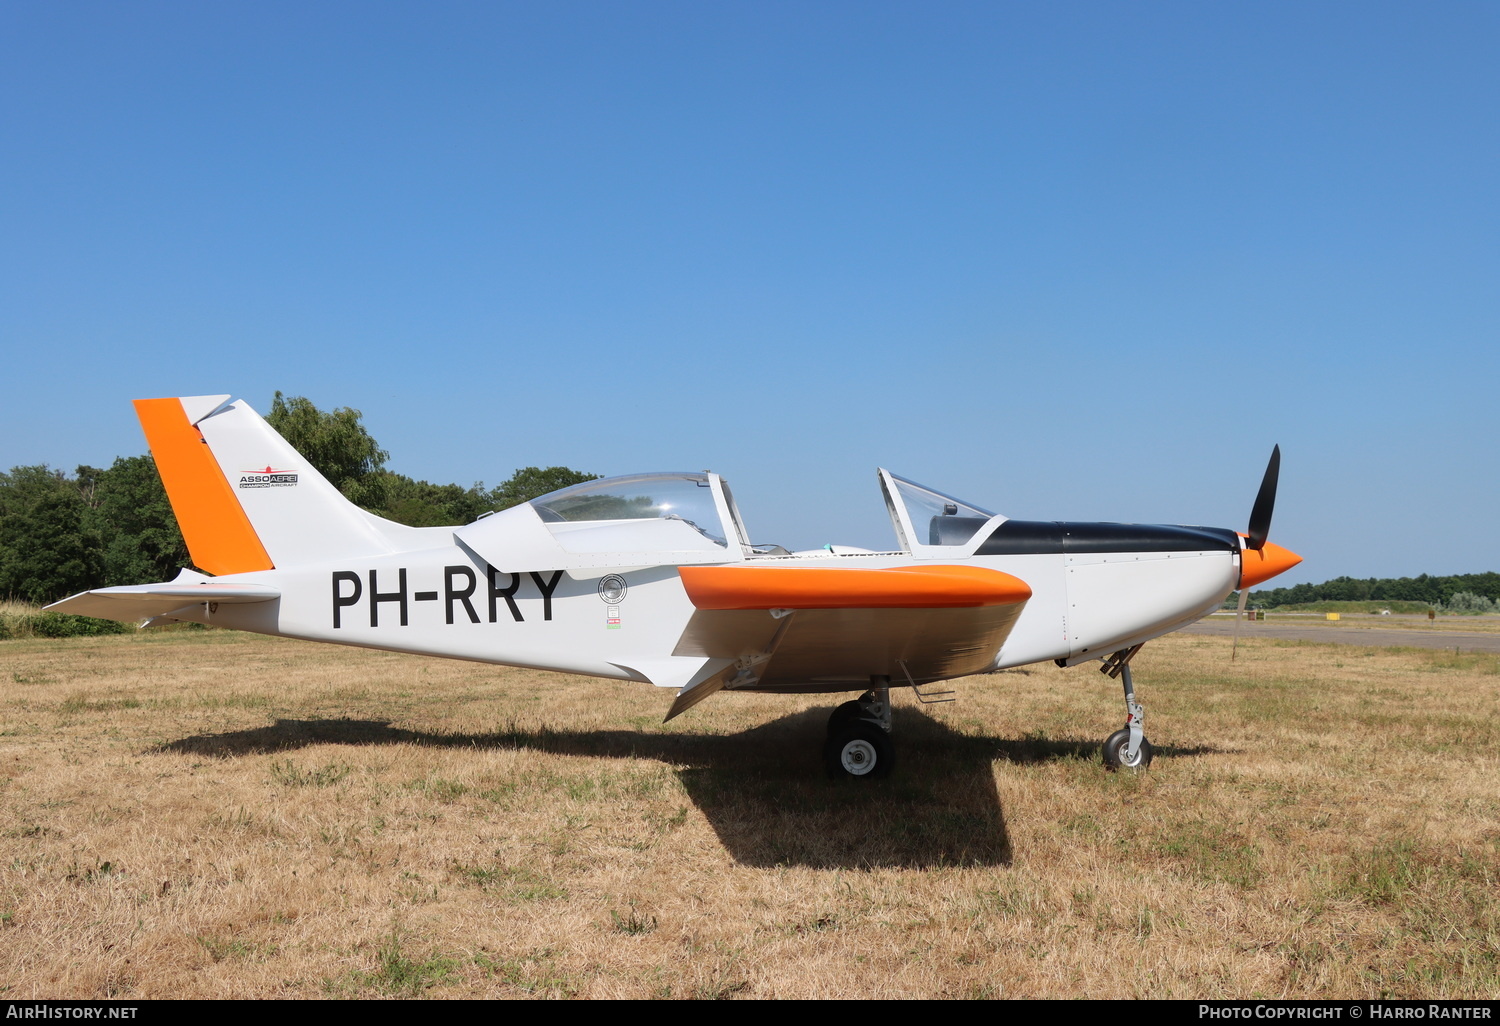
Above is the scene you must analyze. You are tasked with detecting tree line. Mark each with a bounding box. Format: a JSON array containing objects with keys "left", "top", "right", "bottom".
[
  {"left": 1249, "top": 572, "right": 1500, "bottom": 609},
  {"left": 0, "top": 394, "right": 597, "bottom": 605}
]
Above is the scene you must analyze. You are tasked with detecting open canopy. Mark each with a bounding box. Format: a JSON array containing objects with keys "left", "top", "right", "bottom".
[{"left": 879, "top": 469, "right": 1001, "bottom": 553}]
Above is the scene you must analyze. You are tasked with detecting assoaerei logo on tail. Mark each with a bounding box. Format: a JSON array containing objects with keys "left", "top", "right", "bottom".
[{"left": 239, "top": 465, "right": 299, "bottom": 488}]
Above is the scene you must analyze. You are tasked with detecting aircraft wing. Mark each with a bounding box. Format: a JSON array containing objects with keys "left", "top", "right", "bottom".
[
  {"left": 45, "top": 582, "right": 281, "bottom": 622},
  {"left": 666, "top": 565, "right": 1030, "bottom": 717}
]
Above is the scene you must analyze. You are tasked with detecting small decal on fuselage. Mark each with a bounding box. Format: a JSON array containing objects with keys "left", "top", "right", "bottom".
[
  {"left": 599, "top": 575, "right": 627, "bottom": 630},
  {"left": 331, "top": 566, "right": 564, "bottom": 628},
  {"left": 598, "top": 575, "right": 628, "bottom": 604}
]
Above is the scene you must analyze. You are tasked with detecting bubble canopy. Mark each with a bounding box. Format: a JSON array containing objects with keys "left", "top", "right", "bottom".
[{"left": 530, "top": 473, "right": 729, "bottom": 546}]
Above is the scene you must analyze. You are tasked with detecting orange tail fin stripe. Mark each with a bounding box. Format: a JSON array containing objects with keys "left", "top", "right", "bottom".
[
  {"left": 679, "top": 564, "right": 1032, "bottom": 610},
  {"left": 134, "top": 398, "right": 274, "bottom": 576}
]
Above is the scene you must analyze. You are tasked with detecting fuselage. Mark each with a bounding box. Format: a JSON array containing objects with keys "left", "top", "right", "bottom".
[{"left": 182, "top": 524, "right": 1244, "bottom": 691}]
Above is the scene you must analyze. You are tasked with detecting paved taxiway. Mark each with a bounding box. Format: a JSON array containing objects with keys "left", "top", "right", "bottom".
[{"left": 1182, "top": 614, "right": 1500, "bottom": 653}]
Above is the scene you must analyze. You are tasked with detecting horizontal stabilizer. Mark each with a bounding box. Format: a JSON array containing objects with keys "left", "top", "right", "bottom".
[{"left": 45, "top": 581, "right": 280, "bottom": 622}]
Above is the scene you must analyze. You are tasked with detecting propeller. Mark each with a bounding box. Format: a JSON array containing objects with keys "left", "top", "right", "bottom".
[
  {"left": 1235, "top": 445, "right": 1281, "bottom": 661},
  {"left": 1245, "top": 444, "right": 1281, "bottom": 552}
]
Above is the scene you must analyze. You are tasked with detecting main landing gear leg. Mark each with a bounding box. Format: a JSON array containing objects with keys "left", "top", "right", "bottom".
[
  {"left": 1100, "top": 645, "right": 1153, "bottom": 771},
  {"left": 824, "top": 676, "right": 894, "bottom": 779}
]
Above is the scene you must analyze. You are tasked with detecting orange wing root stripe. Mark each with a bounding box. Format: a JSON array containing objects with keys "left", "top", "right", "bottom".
[
  {"left": 679, "top": 564, "right": 1032, "bottom": 610},
  {"left": 134, "top": 398, "right": 274, "bottom": 576}
]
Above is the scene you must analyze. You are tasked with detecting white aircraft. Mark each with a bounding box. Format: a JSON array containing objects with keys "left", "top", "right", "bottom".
[{"left": 49, "top": 395, "right": 1302, "bottom": 778}]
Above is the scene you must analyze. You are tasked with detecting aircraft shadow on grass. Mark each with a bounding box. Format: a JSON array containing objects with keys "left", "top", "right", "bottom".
[{"left": 155, "top": 708, "right": 1217, "bottom": 869}]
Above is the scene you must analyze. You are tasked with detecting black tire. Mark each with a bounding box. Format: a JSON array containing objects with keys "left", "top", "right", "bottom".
[
  {"left": 824, "top": 723, "right": 894, "bottom": 780},
  {"left": 826, "top": 700, "right": 866, "bottom": 735},
  {"left": 1102, "top": 728, "right": 1153, "bottom": 771}
]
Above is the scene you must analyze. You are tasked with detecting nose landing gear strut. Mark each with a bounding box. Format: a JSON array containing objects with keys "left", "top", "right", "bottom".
[{"left": 1099, "top": 645, "right": 1152, "bottom": 770}]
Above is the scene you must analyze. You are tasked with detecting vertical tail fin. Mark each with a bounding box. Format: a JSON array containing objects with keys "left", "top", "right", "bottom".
[{"left": 137, "top": 395, "right": 402, "bottom": 574}]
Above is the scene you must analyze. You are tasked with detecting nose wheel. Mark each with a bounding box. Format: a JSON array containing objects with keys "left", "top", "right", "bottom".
[
  {"left": 1100, "top": 646, "right": 1152, "bottom": 771},
  {"left": 1102, "top": 727, "right": 1153, "bottom": 770},
  {"left": 823, "top": 682, "right": 894, "bottom": 779}
]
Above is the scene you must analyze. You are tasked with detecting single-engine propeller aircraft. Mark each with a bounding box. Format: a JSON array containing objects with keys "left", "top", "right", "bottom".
[{"left": 49, "top": 395, "right": 1302, "bottom": 778}]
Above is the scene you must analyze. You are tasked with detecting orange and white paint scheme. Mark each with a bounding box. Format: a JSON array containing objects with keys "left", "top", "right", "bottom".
[{"left": 50, "top": 395, "right": 1301, "bottom": 778}]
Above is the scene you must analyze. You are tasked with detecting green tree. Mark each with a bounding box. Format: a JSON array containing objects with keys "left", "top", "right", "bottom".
[
  {"left": 379, "top": 468, "right": 601, "bottom": 526},
  {"left": 379, "top": 473, "right": 493, "bottom": 527},
  {"left": 81, "top": 456, "right": 189, "bottom": 585},
  {"left": 267, "top": 392, "right": 390, "bottom": 510},
  {"left": 490, "top": 467, "right": 601, "bottom": 511},
  {"left": 0, "top": 466, "right": 103, "bottom": 603}
]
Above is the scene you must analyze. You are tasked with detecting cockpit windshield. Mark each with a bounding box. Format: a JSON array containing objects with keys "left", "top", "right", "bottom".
[
  {"left": 889, "top": 475, "right": 994, "bottom": 524},
  {"left": 880, "top": 470, "right": 999, "bottom": 551},
  {"left": 531, "top": 473, "right": 728, "bottom": 546}
]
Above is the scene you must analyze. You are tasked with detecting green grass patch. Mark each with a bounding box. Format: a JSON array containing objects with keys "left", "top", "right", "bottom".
[
  {"left": 405, "top": 776, "right": 470, "bottom": 802},
  {"left": 0, "top": 612, "right": 133, "bottom": 640},
  {"left": 450, "top": 862, "right": 568, "bottom": 902},
  {"left": 1422, "top": 651, "right": 1500, "bottom": 675},
  {"left": 474, "top": 948, "right": 579, "bottom": 997},
  {"left": 270, "top": 760, "right": 351, "bottom": 788},
  {"left": 65, "top": 859, "right": 121, "bottom": 884},
  {"left": 197, "top": 935, "right": 276, "bottom": 963},
  {"left": 610, "top": 905, "right": 658, "bottom": 935},
  {"left": 331, "top": 924, "right": 458, "bottom": 997},
  {"left": 1158, "top": 821, "right": 1265, "bottom": 888},
  {"left": 58, "top": 692, "right": 141, "bottom": 714}
]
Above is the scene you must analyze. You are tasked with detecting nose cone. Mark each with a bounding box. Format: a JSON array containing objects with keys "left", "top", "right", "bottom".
[{"left": 1239, "top": 541, "right": 1303, "bottom": 589}]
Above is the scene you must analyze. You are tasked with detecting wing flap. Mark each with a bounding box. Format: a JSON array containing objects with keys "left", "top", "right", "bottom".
[
  {"left": 662, "top": 664, "right": 736, "bottom": 721},
  {"left": 673, "top": 604, "right": 1024, "bottom": 687}
]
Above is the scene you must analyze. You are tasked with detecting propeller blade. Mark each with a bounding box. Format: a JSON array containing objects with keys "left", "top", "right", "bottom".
[
  {"left": 1232, "top": 586, "right": 1249, "bottom": 661},
  {"left": 1246, "top": 445, "right": 1281, "bottom": 551}
]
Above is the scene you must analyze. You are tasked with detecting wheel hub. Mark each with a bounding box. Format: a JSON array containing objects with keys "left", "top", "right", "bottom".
[{"left": 840, "top": 739, "right": 877, "bottom": 774}]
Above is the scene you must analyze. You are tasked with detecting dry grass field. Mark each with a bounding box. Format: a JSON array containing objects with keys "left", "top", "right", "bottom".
[{"left": 2, "top": 626, "right": 1499, "bottom": 999}]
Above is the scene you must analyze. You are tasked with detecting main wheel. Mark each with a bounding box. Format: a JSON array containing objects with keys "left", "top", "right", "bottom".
[
  {"left": 826, "top": 700, "right": 866, "bottom": 735},
  {"left": 824, "top": 723, "right": 894, "bottom": 780},
  {"left": 1101, "top": 728, "right": 1153, "bottom": 771}
]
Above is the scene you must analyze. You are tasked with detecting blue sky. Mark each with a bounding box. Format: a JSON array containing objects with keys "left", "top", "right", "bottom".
[{"left": 3, "top": 1, "right": 1495, "bottom": 585}]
